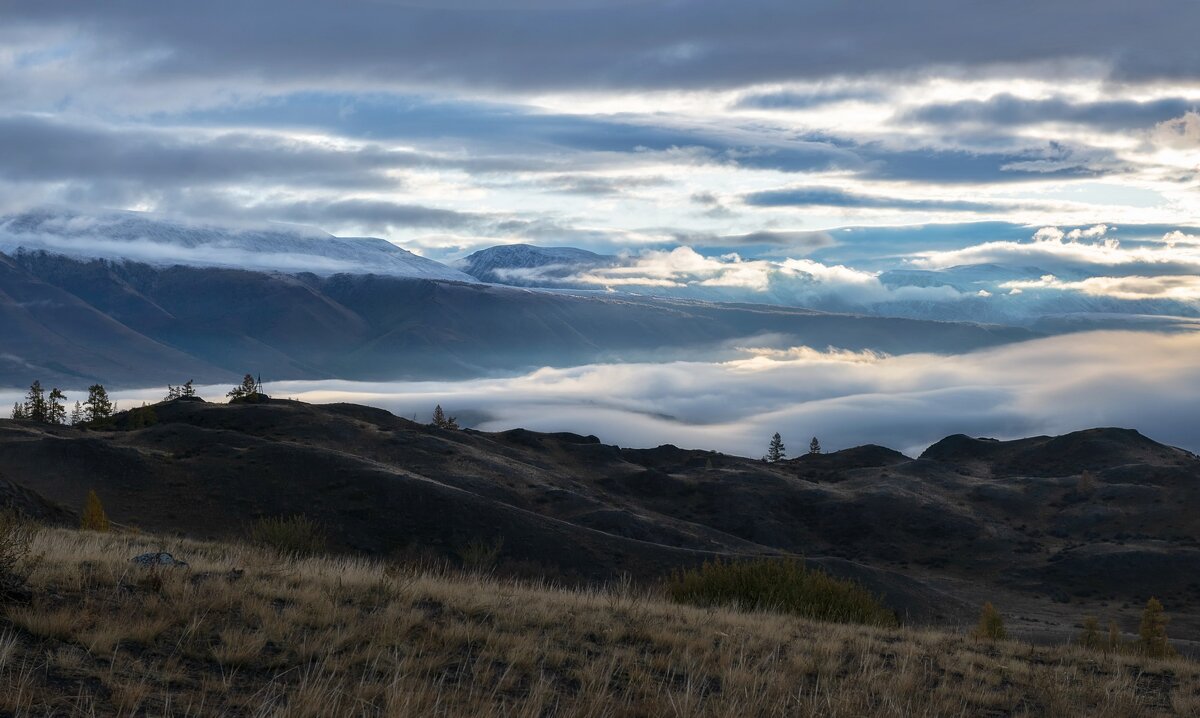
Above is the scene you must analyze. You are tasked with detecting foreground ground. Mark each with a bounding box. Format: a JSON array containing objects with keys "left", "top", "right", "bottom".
[{"left": 1, "top": 528, "right": 1197, "bottom": 717}]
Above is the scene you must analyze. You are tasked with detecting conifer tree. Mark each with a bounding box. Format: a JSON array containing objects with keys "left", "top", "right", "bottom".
[
  {"left": 47, "top": 388, "right": 67, "bottom": 425},
  {"left": 1138, "top": 597, "right": 1172, "bottom": 657},
  {"left": 83, "top": 384, "right": 113, "bottom": 423},
  {"left": 23, "top": 381, "right": 47, "bottom": 423},
  {"left": 181, "top": 379, "right": 196, "bottom": 398},
  {"left": 809, "top": 436, "right": 822, "bottom": 454},
  {"left": 227, "top": 374, "right": 261, "bottom": 400},
  {"left": 70, "top": 401, "right": 84, "bottom": 426},
  {"left": 81, "top": 490, "right": 110, "bottom": 532},
  {"left": 11, "top": 402, "right": 25, "bottom": 420},
  {"left": 432, "top": 404, "right": 459, "bottom": 429},
  {"left": 766, "top": 432, "right": 786, "bottom": 462}
]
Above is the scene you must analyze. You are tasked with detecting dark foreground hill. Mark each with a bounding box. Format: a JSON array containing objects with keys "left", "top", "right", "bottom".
[
  {"left": 2, "top": 397, "right": 1199, "bottom": 647},
  {"left": 0, "top": 250, "right": 1036, "bottom": 387}
]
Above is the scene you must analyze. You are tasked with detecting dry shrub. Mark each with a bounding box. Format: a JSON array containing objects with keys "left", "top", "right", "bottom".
[
  {"left": 0, "top": 511, "right": 39, "bottom": 602},
  {"left": 665, "top": 557, "right": 897, "bottom": 627},
  {"left": 250, "top": 515, "right": 327, "bottom": 556}
]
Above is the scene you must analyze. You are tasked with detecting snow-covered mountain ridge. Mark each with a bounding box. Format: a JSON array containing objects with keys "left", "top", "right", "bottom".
[{"left": 0, "top": 209, "right": 475, "bottom": 281}]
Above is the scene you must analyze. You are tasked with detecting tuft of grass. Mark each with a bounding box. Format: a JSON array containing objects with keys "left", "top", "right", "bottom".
[
  {"left": 665, "top": 557, "right": 897, "bottom": 627},
  {"left": 250, "top": 514, "right": 327, "bottom": 556}
]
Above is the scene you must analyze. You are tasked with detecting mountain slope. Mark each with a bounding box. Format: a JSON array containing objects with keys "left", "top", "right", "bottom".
[
  {"left": 0, "top": 251, "right": 1040, "bottom": 387},
  {"left": 0, "top": 208, "right": 474, "bottom": 281},
  {"left": 456, "top": 243, "right": 616, "bottom": 285}
]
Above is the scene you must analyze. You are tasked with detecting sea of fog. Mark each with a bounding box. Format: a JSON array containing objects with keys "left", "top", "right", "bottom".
[{"left": 4, "top": 330, "right": 1200, "bottom": 458}]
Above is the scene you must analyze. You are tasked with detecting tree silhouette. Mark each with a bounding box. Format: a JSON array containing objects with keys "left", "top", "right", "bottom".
[
  {"left": 23, "top": 381, "right": 47, "bottom": 423},
  {"left": 83, "top": 384, "right": 114, "bottom": 423},
  {"left": 227, "top": 374, "right": 263, "bottom": 400},
  {"left": 809, "top": 436, "right": 822, "bottom": 454},
  {"left": 766, "top": 432, "right": 786, "bottom": 462},
  {"left": 70, "top": 401, "right": 84, "bottom": 426},
  {"left": 166, "top": 379, "right": 199, "bottom": 401},
  {"left": 10, "top": 402, "right": 25, "bottom": 420},
  {"left": 47, "top": 388, "right": 67, "bottom": 425},
  {"left": 432, "top": 404, "right": 459, "bottom": 430}
]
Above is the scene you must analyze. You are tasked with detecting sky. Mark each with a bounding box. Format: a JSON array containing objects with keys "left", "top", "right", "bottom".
[
  {"left": 3, "top": 3, "right": 1200, "bottom": 451},
  {"left": 4, "top": 1, "right": 1200, "bottom": 269}
]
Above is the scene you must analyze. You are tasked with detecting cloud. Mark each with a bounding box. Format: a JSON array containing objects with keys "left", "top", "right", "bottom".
[
  {"left": 911, "top": 225, "right": 1200, "bottom": 276},
  {"left": 501, "top": 246, "right": 961, "bottom": 306},
  {"left": 900, "top": 94, "right": 1199, "bottom": 130},
  {"left": 58, "top": 330, "right": 1195, "bottom": 458},
  {"left": 1001, "top": 274, "right": 1200, "bottom": 301},
  {"left": 735, "top": 86, "right": 887, "bottom": 110},
  {"left": 1152, "top": 111, "right": 1200, "bottom": 149},
  {"left": 7, "top": 2, "right": 1200, "bottom": 99},
  {"left": 743, "top": 186, "right": 1009, "bottom": 212}
]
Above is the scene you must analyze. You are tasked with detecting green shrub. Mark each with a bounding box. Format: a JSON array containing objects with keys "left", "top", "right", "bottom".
[
  {"left": 250, "top": 515, "right": 327, "bottom": 556},
  {"left": 664, "top": 557, "right": 896, "bottom": 627}
]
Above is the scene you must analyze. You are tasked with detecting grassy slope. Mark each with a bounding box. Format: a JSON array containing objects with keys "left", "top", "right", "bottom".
[{"left": 1, "top": 528, "right": 1197, "bottom": 717}]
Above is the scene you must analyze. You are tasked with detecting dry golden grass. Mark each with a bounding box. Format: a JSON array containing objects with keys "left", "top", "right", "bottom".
[{"left": 0, "top": 527, "right": 1196, "bottom": 716}]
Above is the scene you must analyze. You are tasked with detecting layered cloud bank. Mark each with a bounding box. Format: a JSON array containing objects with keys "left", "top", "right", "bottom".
[
  {"left": 6, "top": 3, "right": 1200, "bottom": 265},
  {"left": 20, "top": 331, "right": 1187, "bottom": 458}
]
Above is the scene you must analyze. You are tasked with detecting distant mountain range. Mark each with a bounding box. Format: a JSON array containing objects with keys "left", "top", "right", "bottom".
[
  {"left": 0, "top": 248, "right": 1036, "bottom": 388},
  {"left": 0, "top": 209, "right": 474, "bottom": 282}
]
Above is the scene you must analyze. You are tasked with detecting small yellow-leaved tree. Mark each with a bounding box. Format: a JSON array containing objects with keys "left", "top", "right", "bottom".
[
  {"left": 81, "top": 490, "right": 110, "bottom": 532},
  {"left": 973, "top": 602, "right": 1006, "bottom": 641},
  {"left": 1138, "top": 597, "right": 1173, "bottom": 658}
]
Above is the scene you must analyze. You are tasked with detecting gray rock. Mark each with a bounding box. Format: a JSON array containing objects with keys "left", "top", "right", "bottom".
[{"left": 130, "top": 552, "right": 189, "bottom": 569}]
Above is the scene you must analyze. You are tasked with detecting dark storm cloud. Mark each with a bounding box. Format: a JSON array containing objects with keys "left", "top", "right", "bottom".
[
  {"left": 744, "top": 186, "right": 1008, "bottom": 213},
  {"left": 900, "top": 94, "right": 1200, "bottom": 130},
  {"left": 7, "top": 2, "right": 1200, "bottom": 93}
]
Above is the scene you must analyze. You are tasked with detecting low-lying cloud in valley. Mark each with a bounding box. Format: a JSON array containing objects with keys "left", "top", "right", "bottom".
[{"left": 14, "top": 330, "right": 1194, "bottom": 458}]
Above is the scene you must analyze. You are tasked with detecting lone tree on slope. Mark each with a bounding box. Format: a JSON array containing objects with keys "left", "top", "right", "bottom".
[
  {"left": 766, "top": 432, "right": 786, "bottom": 462},
  {"left": 83, "top": 384, "right": 114, "bottom": 423},
  {"left": 809, "top": 436, "right": 822, "bottom": 455}
]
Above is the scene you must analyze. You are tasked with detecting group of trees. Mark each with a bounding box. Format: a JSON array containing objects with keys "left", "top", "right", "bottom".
[
  {"left": 764, "top": 433, "right": 822, "bottom": 463},
  {"left": 164, "top": 380, "right": 197, "bottom": 401},
  {"left": 10, "top": 381, "right": 114, "bottom": 426},
  {"left": 431, "top": 404, "right": 459, "bottom": 430},
  {"left": 977, "top": 598, "right": 1175, "bottom": 657},
  {"left": 227, "top": 374, "right": 265, "bottom": 400}
]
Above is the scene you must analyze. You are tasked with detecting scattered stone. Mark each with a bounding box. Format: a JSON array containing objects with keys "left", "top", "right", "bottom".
[{"left": 130, "top": 552, "right": 189, "bottom": 569}]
